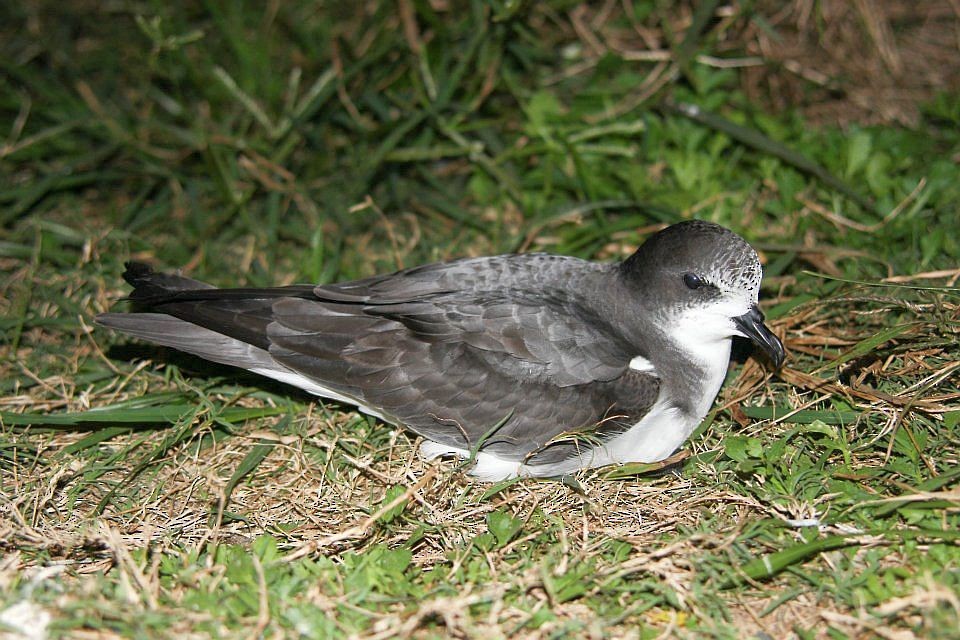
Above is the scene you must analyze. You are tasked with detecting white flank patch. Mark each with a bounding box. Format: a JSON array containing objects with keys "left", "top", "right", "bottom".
[
  {"left": 467, "top": 452, "right": 528, "bottom": 482},
  {"left": 419, "top": 440, "right": 468, "bottom": 460},
  {"left": 421, "top": 440, "right": 578, "bottom": 480},
  {"left": 628, "top": 355, "right": 657, "bottom": 374},
  {"left": 421, "top": 440, "right": 612, "bottom": 480},
  {"left": 419, "top": 441, "right": 523, "bottom": 481},
  {"left": 248, "top": 367, "right": 389, "bottom": 422}
]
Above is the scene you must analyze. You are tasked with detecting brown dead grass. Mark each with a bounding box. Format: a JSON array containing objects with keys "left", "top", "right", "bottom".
[
  {"left": 740, "top": 0, "right": 960, "bottom": 126},
  {"left": 555, "top": 0, "right": 960, "bottom": 126}
]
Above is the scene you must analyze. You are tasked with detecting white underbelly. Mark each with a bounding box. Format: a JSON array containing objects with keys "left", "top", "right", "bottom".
[{"left": 419, "top": 399, "right": 700, "bottom": 481}]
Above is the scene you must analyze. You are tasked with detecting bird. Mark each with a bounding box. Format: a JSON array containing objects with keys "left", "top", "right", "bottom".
[{"left": 96, "top": 220, "right": 784, "bottom": 481}]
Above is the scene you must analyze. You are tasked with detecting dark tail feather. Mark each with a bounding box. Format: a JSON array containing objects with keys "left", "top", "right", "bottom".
[
  {"left": 101, "top": 262, "right": 320, "bottom": 352},
  {"left": 122, "top": 261, "right": 215, "bottom": 301},
  {"left": 120, "top": 262, "right": 318, "bottom": 305}
]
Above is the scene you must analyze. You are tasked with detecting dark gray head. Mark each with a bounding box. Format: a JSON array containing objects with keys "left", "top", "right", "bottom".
[{"left": 620, "top": 220, "right": 784, "bottom": 367}]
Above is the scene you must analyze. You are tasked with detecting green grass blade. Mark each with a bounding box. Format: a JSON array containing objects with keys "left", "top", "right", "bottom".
[
  {"left": 2, "top": 404, "right": 289, "bottom": 426},
  {"left": 673, "top": 0, "right": 724, "bottom": 69},
  {"left": 212, "top": 427, "right": 283, "bottom": 525},
  {"left": 738, "top": 406, "right": 862, "bottom": 425},
  {"left": 723, "top": 535, "right": 854, "bottom": 587},
  {"left": 59, "top": 426, "right": 132, "bottom": 456},
  {"left": 814, "top": 323, "right": 918, "bottom": 373},
  {"left": 723, "top": 528, "right": 960, "bottom": 588}
]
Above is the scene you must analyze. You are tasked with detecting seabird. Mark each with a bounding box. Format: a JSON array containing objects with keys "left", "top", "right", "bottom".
[{"left": 97, "top": 220, "right": 785, "bottom": 480}]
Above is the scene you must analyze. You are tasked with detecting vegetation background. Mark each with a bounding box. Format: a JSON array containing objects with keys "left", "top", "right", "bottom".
[{"left": 2, "top": 1, "right": 959, "bottom": 638}]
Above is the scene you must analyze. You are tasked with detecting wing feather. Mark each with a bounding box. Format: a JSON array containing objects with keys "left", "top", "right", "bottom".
[
  {"left": 265, "top": 294, "right": 659, "bottom": 463},
  {"left": 99, "top": 257, "right": 662, "bottom": 466}
]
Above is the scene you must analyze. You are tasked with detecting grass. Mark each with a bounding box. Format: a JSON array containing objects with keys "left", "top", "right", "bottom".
[{"left": 2, "top": 1, "right": 959, "bottom": 638}]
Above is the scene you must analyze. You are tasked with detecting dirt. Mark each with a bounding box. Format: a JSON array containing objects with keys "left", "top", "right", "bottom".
[{"left": 739, "top": 0, "right": 960, "bottom": 126}]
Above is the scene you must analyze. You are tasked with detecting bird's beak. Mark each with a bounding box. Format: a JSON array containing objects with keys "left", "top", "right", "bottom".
[{"left": 734, "top": 305, "right": 785, "bottom": 368}]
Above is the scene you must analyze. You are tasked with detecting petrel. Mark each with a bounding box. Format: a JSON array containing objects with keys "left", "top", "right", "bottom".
[{"left": 97, "top": 220, "right": 784, "bottom": 480}]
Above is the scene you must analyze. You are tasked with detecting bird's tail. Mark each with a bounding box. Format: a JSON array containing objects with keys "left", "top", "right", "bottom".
[
  {"left": 120, "top": 261, "right": 216, "bottom": 301},
  {"left": 96, "top": 262, "right": 281, "bottom": 372}
]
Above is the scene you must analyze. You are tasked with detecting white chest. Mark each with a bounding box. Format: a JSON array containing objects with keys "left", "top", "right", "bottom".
[{"left": 596, "top": 335, "right": 733, "bottom": 465}]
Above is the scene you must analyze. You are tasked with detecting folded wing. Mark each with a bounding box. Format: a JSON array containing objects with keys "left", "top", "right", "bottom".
[{"left": 98, "top": 260, "right": 661, "bottom": 465}]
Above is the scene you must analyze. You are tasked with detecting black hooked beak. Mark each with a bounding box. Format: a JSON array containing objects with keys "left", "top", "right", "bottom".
[{"left": 733, "top": 305, "right": 785, "bottom": 368}]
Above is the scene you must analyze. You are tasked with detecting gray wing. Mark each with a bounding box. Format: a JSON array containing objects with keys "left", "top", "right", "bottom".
[
  {"left": 98, "top": 260, "right": 662, "bottom": 465},
  {"left": 265, "top": 288, "right": 662, "bottom": 464}
]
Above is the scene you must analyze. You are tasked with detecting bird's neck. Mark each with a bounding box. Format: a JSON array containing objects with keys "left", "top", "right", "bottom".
[{"left": 642, "top": 316, "right": 734, "bottom": 420}]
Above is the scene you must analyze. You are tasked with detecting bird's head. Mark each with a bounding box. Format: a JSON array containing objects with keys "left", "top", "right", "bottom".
[{"left": 620, "top": 220, "right": 785, "bottom": 368}]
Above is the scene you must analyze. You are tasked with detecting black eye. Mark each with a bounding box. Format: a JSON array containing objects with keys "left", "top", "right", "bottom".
[{"left": 683, "top": 273, "right": 705, "bottom": 290}]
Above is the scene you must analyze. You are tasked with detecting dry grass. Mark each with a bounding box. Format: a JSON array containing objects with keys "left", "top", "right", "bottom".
[
  {"left": 3, "top": 254, "right": 958, "bottom": 637},
  {"left": 739, "top": 0, "right": 960, "bottom": 126}
]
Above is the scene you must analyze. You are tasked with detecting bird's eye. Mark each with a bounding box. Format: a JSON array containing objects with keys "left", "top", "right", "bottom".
[{"left": 683, "top": 273, "right": 705, "bottom": 290}]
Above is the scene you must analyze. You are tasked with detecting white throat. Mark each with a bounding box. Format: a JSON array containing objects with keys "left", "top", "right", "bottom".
[{"left": 665, "top": 308, "right": 738, "bottom": 416}]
